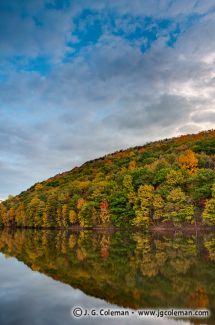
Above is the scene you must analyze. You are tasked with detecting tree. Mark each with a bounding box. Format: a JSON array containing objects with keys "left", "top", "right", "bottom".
[
  {"left": 123, "top": 174, "right": 136, "bottom": 205},
  {"left": 165, "top": 188, "right": 194, "bottom": 226},
  {"left": 191, "top": 168, "right": 215, "bottom": 200},
  {"left": 166, "top": 169, "right": 185, "bottom": 187},
  {"left": 35, "top": 183, "right": 43, "bottom": 191},
  {"left": 110, "top": 191, "right": 134, "bottom": 226},
  {"left": 15, "top": 203, "right": 27, "bottom": 227},
  {"left": 203, "top": 184, "right": 215, "bottom": 226},
  {"left": 42, "top": 209, "right": 50, "bottom": 228},
  {"left": 78, "top": 202, "right": 95, "bottom": 227},
  {"left": 62, "top": 204, "right": 69, "bottom": 227},
  {"left": 128, "top": 160, "right": 137, "bottom": 170},
  {"left": 153, "top": 194, "right": 164, "bottom": 222},
  {"left": 35, "top": 200, "right": 45, "bottom": 227},
  {"left": 0, "top": 203, "right": 7, "bottom": 226},
  {"left": 178, "top": 149, "right": 198, "bottom": 174},
  {"left": 69, "top": 210, "right": 77, "bottom": 224},
  {"left": 42, "top": 194, "right": 57, "bottom": 228},
  {"left": 77, "top": 198, "right": 85, "bottom": 210},
  {"left": 132, "top": 185, "right": 154, "bottom": 227},
  {"left": 99, "top": 200, "right": 110, "bottom": 225},
  {"left": 7, "top": 207, "right": 15, "bottom": 227}
]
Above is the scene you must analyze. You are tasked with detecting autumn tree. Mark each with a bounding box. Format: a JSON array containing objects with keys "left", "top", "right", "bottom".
[
  {"left": 35, "top": 183, "right": 43, "bottom": 191},
  {"left": 153, "top": 194, "right": 165, "bottom": 222},
  {"left": 128, "top": 160, "right": 137, "bottom": 170},
  {"left": 99, "top": 200, "right": 110, "bottom": 225},
  {"left": 166, "top": 169, "right": 185, "bottom": 187},
  {"left": 0, "top": 203, "right": 7, "bottom": 226},
  {"left": 42, "top": 209, "right": 50, "bottom": 228},
  {"left": 178, "top": 149, "right": 198, "bottom": 174},
  {"left": 7, "top": 207, "right": 15, "bottom": 227},
  {"left": 165, "top": 188, "right": 194, "bottom": 226},
  {"left": 123, "top": 174, "right": 136, "bottom": 205},
  {"left": 15, "top": 203, "right": 27, "bottom": 227},
  {"left": 202, "top": 184, "right": 215, "bottom": 226},
  {"left": 69, "top": 210, "right": 77, "bottom": 224},
  {"left": 77, "top": 198, "right": 85, "bottom": 210},
  {"left": 78, "top": 202, "right": 96, "bottom": 227},
  {"left": 62, "top": 204, "right": 69, "bottom": 227},
  {"left": 35, "top": 200, "right": 45, "bottom": 227},
  {"left": 132, "top": 185, "right": 154, "bottom": 227},
  {"left": 42, "top": 194, "right": 57, "bottom": 228}
]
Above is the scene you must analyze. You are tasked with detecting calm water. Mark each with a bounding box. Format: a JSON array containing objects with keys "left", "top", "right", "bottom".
[{"left": 0, "top": 229, "right": 214, "bottom": 325}]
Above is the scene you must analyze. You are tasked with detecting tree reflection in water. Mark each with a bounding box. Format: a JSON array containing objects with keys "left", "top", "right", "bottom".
[{"left": 0, "top": 229, "right": 214, "bottom": 323}]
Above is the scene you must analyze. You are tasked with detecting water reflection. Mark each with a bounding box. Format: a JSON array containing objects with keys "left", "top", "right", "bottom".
[{"left": 0, "top": 229, "right": 214, "bottom": 324}]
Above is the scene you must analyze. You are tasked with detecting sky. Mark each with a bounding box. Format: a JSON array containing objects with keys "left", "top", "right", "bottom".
[{"left": 1, "top": 0, "right": 215, "bottom": 199}]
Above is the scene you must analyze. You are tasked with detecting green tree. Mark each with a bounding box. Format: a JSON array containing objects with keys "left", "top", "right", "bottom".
[
  {"left": 165, "top": 188, "right": 194, "bottom": 226},
  {"left": 78, "top": 202, "right": 95, "bottom": 227}
]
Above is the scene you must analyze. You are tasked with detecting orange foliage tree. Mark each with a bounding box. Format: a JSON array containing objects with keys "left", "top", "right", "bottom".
[
  {"left": 100, "top": 200, "right": 110, "bottom": 225},
  {"left": 178, "top": 149, "right": 198, "bottom": 174}
]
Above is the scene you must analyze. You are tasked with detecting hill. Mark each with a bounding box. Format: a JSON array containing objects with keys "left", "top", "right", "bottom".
[{"left": 0, "top": 130, "right": 215, "bottom": 229}]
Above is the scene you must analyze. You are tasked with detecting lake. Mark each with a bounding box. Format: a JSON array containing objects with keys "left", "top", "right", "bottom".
[{"left": 0, "top": 229, "right": 214, "bottom": 325}]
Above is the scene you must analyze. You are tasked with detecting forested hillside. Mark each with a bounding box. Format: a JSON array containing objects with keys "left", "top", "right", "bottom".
[{"left": 0, "top": 130, "right": 215, "bottom": 229}]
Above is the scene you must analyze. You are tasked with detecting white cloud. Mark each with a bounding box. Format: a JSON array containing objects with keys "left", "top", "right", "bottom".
[{"left": 0, "top": 0, "right": 215, "bottom": 198}]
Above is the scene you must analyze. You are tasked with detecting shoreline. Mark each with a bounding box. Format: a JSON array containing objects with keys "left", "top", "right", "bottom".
[{"left": 1, "top": 224, "right": 215, "bottom": 234}]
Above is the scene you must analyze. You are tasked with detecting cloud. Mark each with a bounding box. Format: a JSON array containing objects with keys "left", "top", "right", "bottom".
[
  {"left": 0, "top": 0, "right": 73, "bottom": 61},
  {"left": 105, "top": 95, "right": 193, "bottom": 130},
  {"left": 191, "top": 110, "right": 215, "bottom": 123},
  {"left": 0, "top": 0, "right": 215, "bottom": 198}
]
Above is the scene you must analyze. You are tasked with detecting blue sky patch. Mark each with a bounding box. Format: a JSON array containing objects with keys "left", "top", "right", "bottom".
[
  {"left": 9, "top": 56, "right": 52, "bottom": 75},
  {"left": 45, "top": 0, "right": 71, "bottom": 10}
]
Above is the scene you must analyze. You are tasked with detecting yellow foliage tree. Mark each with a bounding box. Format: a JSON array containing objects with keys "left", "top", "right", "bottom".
[
  {"left": 42, "top": 210, "right": 49, "bottom": 228},
  {"left": 166, "top": 169, "right": 185, "bottom": 187},
  {"left": 0, "top": 203, "right": 7, "bottom": 226},
  {"left": 132, "top": 185, "right": 154, "bottom": 227},
  {"left": 69, "top": 210, "right": 77, "bottom": 224},
  {"left": 203, "top": 184, "right": 215, "bottom": 226},
  {"left": 62, "top": 204, "right": 68, "bottom": 227},
  {"left": 153, "top": 194, "right": 164, "bottom": 221},
  {"left": 35, "top": 183, "right": 43, "bottom": 191},
  {"left": 15, "top": 203, "right": 26, "bottom": 226}
]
